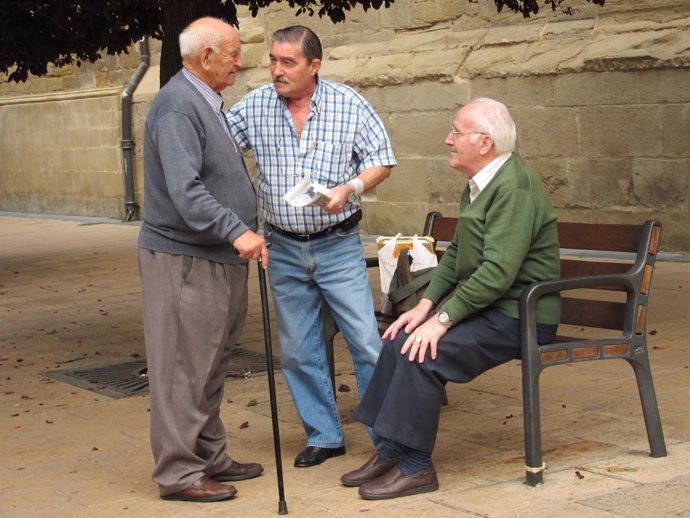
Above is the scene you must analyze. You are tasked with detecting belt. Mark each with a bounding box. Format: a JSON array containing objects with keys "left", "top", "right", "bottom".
[{"left": 268, "top": 210, "right": 362, "bottom": 241}]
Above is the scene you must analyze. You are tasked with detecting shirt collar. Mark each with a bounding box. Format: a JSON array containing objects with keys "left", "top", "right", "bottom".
[
  {"left": 182, "top": 68, "right": 224, "bottom": 113},
  {"left": 470, "top": 152, "right": 512, "bottom": 201}
]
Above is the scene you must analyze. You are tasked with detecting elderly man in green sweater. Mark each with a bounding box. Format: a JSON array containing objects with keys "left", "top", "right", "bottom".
[{"left": 341, "top": 98, "right": 561, "bottom": 500}]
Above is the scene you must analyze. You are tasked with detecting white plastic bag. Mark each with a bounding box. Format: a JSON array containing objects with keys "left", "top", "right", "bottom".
[
  {"left": 377, "top": 234, "right": 438, "bottom": 314},
  {"left": 377, "top": 233, "right": 402, "bottom": 296},
  {"left": 410, "top": 235, "right": 438, "bottom": 272}
]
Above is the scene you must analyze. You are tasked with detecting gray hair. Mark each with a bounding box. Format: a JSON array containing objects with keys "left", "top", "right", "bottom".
[
  {"left": 179, "top": 18, "right": 224, "bottom": 59},
  {"left": 466, "top": 98, "right": 517, "bottom": 154},
  {"left": 272, "top": 25, "right": 322, "bottom": 62}
]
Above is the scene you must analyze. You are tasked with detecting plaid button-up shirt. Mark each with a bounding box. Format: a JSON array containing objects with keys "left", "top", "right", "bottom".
[{"left": 226, "top": 78, "right": 396, "bottom": 234}]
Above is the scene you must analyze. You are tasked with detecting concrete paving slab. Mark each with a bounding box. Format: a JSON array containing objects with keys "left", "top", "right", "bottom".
[{"left": 2, "top": 214, "right": 690, "bottom": 517}]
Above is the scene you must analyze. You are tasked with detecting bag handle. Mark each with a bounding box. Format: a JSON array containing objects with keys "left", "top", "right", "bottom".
[{"left": 388, "top": 268, "right": 435, "bottom": 306}]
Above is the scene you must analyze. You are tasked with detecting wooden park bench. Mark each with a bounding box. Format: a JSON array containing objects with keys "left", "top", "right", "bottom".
[{"left": 325, "top": 213, "right": 667, "bottom": 486}]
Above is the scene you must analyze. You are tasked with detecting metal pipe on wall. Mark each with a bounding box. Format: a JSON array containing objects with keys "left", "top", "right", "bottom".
[{"left": 121, "top": 38, "right": 150, "bottom": 221}]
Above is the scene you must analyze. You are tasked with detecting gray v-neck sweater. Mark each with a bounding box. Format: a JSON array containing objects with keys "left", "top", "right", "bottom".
[{"left": 138, "top": 70, "right": 257, "bottom": 264}]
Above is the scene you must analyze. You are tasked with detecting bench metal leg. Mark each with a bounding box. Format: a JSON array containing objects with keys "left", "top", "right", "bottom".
[
  {"left": 522, "top": 362, "right": 545, "bottom": 486},
  {"left": 628, "top": 356, "right": 667, "bottom": 457}
]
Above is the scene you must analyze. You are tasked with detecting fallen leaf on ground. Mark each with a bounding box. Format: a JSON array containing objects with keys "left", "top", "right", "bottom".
[
  {"left": 247, "top": 399, "right": 258, "bottom": 407},
  {"left": 240, "top": 421, "right": 249, "bottom": 429}
]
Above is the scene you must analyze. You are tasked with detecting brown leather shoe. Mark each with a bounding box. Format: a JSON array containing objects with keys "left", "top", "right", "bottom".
[
  {"left": 161, "top": 475, "right": 237, "bottom": 502},
  {"left": 211, "top": 460, "right": 264, "bottom": 481},
  {"left": 341, "top": 454, "right": 401, "bottom": 487},
  {"left": 358, "top": 465, "right": 439, "bottom": 500}
]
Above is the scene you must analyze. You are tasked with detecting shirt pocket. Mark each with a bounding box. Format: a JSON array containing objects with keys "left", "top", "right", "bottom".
[{"left": 307, "top": 140, "right": 353, "bottom": 187}]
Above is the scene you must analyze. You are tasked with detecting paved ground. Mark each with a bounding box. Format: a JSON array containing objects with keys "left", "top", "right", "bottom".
[{"left": 1, "top": 214, "right": 689, "bottom": 517}]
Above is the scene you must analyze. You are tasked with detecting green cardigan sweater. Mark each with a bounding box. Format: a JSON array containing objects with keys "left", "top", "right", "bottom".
[{"left": 424, "top": 153, "right": 561, "bottom": 326}]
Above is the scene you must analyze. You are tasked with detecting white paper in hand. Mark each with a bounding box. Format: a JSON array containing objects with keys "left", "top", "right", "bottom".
[{"left": 283, "top": 175, "right": 332, "bottom": 207}]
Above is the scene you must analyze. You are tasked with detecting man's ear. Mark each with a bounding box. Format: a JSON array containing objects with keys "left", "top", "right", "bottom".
[
  {"left": 309, "top": 58, "right": 322, "bottom": 77},
  {"left": 479, "top": 135, "right": 495, "bottom": 156},
  {"left": 201, "top": 47, "right": 214, "bottom": 69}
]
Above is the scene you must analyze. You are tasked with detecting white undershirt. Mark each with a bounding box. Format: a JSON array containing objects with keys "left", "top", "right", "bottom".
[{"left": 469, "top": 153, "right": 511, "bottom": 203}]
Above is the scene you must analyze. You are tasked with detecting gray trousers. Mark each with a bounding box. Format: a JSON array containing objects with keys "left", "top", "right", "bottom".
[{"left": 138, "top": 248, "right": 248, "bottom": 495}]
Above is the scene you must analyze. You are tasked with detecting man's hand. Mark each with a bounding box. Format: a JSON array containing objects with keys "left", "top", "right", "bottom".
[
  {"left": 382, "top": 298, "right": 435, "bottom": 341},
  {"left": 232, "top": 230, "right": 269, "bottom": 268},
  {"left": 321, "top": 185, "right": 350, "bottom": 214},
  {"left": 399, "top": 317, "right": 448, "bottom": 364}
]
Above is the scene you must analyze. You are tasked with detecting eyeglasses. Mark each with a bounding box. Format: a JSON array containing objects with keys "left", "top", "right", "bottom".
[{"left": 450, "top": 124, "right": 487, "bottom": 138}]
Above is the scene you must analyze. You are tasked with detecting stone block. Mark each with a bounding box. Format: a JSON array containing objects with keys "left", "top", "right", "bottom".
[
  {"left": 327, "top": 41, "right": 388, "bottom": 62},
  {"left": 318, "top": 59, "right": 362, "bottom": 85},
  {"left": 462, "top": 43, "right": 529, "bottom": 79},
  {"left": 241, "top": 42, "right": 268, "bottom": 69},
  {"left": 411, "top": 0, "right": 470, "bottom": 26},
  {"left": 379, "top": 0, "right": 412, "bottom": 30},
  {"left": 580, "top": 105, "right": 662, "bottom": 158},
  {"left": 360, "top": 81, "right": 469, "bottom": 115},
  {"left": 514, "top": 106, "right": 580, "bottom": 158},
  {"left": 661, "top": 104, "right": 690, "bottom": 157},
  {"left": 387, "top": 111, "right": 451, "bottom": 158},
  {"left": 543, "top": 18, "right": 596, "bottom": 39},
  {"left": 484, "top": 23, "right": 543, "bottom": 46},
  {"left": 554, "top": 71, "right": 639, "bottom": 106},
  {"left": 526, "top": 158, "right": 569, "bottom": 209},
  {"left": 388, "top": 28, "right": 450, "bottom": 54},
  {"left": 354, "top": 48, "right": 467, "bottom": 87},
  {"left": 631, "top": 158, "right": 687, "bottom": 208},
  {"left": 579, "top": 29, "right": 689, "bottom": 72},
  {"left": 376, "top": 158, "right": 430, "bottom": 203},
  {"left": 567, "top": 158, "right": 633, "bottom": 208},
  {"left": 523, "top": 39, "right": 594, "bottom": 76},
  {"left": 470, "top": 76, "right": 555, "bottom": 107},
  {"left": 238, "top": 18, "right": 266, "bottom": 44},
  {"left": 428, "top": 157, "right": 465, "bottom": 205},
  {"left": 449, "top": 26, "right": 487, "bottom": 47},
  {"left": 639, "top": 68, "right": 690, "bottom": 104}
]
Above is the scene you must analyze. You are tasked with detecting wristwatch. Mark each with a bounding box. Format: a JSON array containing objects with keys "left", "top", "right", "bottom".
[
  {"left": 437, "top": 311, "right": 452, "bottom": 328},
  {"left": 345, "top": 182, "right": 356, "bottom": 203}
]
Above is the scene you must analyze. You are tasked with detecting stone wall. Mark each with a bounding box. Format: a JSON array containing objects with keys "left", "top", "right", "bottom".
[{"left": 1, "top": 0, "right": 689, "bottom": 249}]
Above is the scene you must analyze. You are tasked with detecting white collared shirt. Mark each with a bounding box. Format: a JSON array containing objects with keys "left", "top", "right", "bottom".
[{"left": 469, "top": 153, "right": 512, "bottom": 203}]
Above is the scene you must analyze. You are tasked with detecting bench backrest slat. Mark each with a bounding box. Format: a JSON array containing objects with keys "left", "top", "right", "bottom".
[
  {"left": 560, "top": 298, "right": 626, "bottom": 329},
  {"left": 558, "top": 222, "right": 641, "bottom": 252}
]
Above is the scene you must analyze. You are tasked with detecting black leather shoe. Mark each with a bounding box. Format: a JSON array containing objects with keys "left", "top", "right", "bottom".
[{"left": 294, "top": 446, "right": 346, "bottom": 467}]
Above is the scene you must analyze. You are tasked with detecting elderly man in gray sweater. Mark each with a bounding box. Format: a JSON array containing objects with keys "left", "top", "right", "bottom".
[{"left": 138, "top": 17, "right": 268, "bottom": 503}]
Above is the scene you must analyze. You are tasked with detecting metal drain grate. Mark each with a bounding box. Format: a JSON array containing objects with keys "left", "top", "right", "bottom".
[{"left": 44, "top": 347, "right": 280, "bottom": 399}]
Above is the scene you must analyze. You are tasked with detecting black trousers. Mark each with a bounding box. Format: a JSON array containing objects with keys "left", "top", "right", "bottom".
[{"left": 355, "top": 308, "right": 557, "bottom": 453}]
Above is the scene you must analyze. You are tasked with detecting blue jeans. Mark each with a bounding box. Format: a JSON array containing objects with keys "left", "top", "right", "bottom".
[{"left": 265, "top": 225, "right": 382, "bottom": 449}]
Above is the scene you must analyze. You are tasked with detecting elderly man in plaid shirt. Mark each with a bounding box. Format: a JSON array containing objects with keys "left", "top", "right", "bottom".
[{"left": 227, "top": 25, "right": 396, "bottom": 468}]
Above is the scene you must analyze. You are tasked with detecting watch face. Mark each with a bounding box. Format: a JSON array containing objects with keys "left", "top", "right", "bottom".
[{"left": 438, "top": 312, "right": 450, "bottom": 325}]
